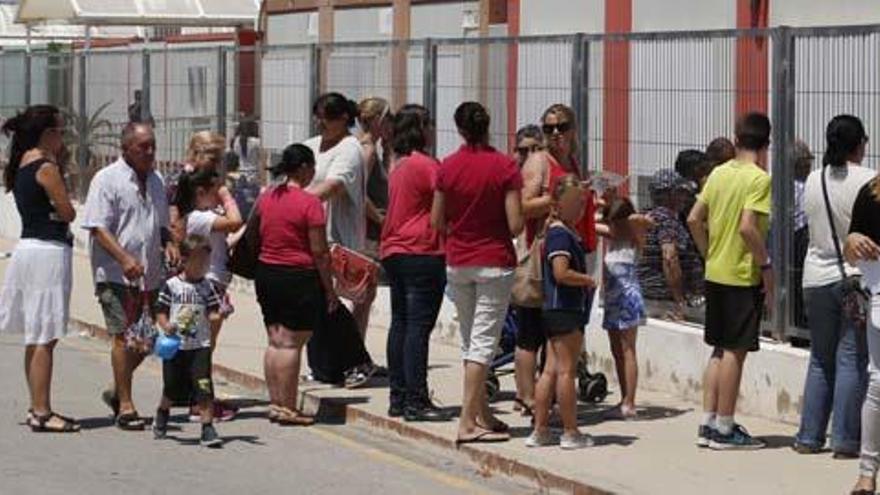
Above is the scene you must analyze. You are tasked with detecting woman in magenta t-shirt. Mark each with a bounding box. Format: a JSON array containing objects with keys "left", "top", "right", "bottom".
[
  {"left": 254, "top": 144, "right": 339, "bottom": 426},
  {"left": 431, "top": 102, "right": 524, "bottom": 444},
  {"left": 379, "top": 104, "right": 448, "bottom": 422}
]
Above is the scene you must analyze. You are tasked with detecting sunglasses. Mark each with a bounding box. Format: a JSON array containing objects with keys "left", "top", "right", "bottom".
[
  {"left": 516, "top": 144, "right": 543, "bottom": 156},
  {"left": 542, "top": 122, "right": 573, "bottom": 135}
]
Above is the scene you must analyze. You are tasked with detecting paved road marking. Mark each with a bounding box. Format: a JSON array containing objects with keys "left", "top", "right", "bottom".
[
  {"left": 59, "top": 336, "right": 500, "bottom": 494},
  {"left": 305, "top": 425, "right": 497, "bottom": 495}
]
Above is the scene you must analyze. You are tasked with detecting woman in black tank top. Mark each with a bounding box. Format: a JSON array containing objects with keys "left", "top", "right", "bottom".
[{"left": 0, "top": 105, "right": 79, "bottom": 432}]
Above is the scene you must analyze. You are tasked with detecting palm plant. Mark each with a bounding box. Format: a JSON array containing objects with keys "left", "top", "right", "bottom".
[{"left": 63, "top": 101, "right": 119, "bottom": 201}]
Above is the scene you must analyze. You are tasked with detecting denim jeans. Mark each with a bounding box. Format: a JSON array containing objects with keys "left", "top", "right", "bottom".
[
  {"left": 860, "top": 295, "right": 880, "bottom": 477},
  {"left": 383, "top": 255, "right": 446, "bottom": 409},
  {"left": 795, "top": 281, "right": 869, "bottom": 453}
]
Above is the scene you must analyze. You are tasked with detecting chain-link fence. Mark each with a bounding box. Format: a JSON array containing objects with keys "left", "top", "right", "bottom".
[{"left": 2, "top": 26, "right": 880, "bottom": 341}]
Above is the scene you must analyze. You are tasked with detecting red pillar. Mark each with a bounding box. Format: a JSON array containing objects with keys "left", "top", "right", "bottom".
[
  {"left": 506, "top": 0, "right": 520, "bottom": 154},
  {"left": 603, "top": 0, "right": 632, "bottom": 190},
  {"left": 236, "top": 28, "right": 259, "bottom": 117},
  {"left": 735, "top": 0, "right": 769, "bottom": 115}
]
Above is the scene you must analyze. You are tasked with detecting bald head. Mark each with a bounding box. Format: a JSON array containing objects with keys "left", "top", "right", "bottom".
[{"left": 121, "top": 122, "right": 156, "bottom": 176}]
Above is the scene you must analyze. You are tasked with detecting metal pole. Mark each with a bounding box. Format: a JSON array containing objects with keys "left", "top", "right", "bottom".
[
  {"left": 216, "top": 47, "right": 227, "bottom": 135},
  {"left": 571, "top": 33, "right": 590, "bottom": 174},
  {"left": 770, "top": 25, "right": 795, "bottom": 342},
  {"left": 24, "top": 25, "right": 31, "bottom": 105},
  {"left": 308, "top": 43, "right": 322, "bottom": 136},
  {"left": 141, "top": 48, "right": 151, "bottom": 124},
  {"left": 77, "top": 27, "right": 90, "bottom": 200},
  {"left": 422, "top": 39, "right": 437, "bottom": 155}
]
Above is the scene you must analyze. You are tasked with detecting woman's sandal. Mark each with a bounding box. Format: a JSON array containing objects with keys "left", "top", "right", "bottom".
[
  {"left": 267, "top": 404, "right": 282, "bottom": 423},
  {"left": 476, "top": 418, "right": 510, "bottom": 433},
  {"left": 455, "top": 427, "right": 510, "bottom": 445},
  {"left": 513, "top": 398, "right": 534, "bottom": 417},
  {"left": 29, "top": 412, "right": 81, "bottom": 433},
  {"left": 275, "top": 407, "right": 315, "bottom": 427},
  {"left": 116, "top": 411, "right": 146, "bottom": 431}
]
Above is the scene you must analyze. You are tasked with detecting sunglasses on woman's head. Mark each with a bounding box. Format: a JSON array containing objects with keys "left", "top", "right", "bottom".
[{"left": 542, "top": 122, "right": 573, "bottom": 135}]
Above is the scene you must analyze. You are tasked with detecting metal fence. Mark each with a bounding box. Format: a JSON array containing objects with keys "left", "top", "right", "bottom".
[{"left": 2, "top": 25, "right": 880, "bottom": 341}]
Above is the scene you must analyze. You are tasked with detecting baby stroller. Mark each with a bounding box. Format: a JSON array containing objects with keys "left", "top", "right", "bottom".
[
  {"left": 485, "top": 308, "right": 609, "bottom": 404},
  {"left": 485, "top": 309, "right": 519, "bottom": 401}
]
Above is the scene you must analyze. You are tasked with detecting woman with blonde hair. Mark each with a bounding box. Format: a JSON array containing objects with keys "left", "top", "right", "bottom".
[{"left": 357, "top": 97, "right": 394, "bottom": 259}]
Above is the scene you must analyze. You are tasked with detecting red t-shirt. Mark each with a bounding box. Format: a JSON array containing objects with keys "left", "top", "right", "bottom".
[
  {"left": 437, "top": 145, "right": 523, "bottom": 268},
  {"left": 525, "top": 154, "right": 597, "bottom": 252},
  {"left": 380, "top": 151, "right": 444, "bottom": 259},
  {"left": 257, "top": 185, "right": 326, "bottom": 268}
]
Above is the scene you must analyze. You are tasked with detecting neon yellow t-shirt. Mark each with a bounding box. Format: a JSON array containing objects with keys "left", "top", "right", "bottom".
[{"left": 697, "top": 159, "right": 771, "bottom": 287}]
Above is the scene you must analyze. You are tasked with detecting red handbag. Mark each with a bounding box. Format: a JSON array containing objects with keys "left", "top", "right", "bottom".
[{"left": 330, "top": 244, "right": 379, "bottom": 304}]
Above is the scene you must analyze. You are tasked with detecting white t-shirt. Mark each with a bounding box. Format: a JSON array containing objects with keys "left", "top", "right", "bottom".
[
  {"left": 802, "top": 163, "right": 876, "bottom": 288},
  {"left": 305, "top": 135, "right": 366, "bottom": 251},
  {"left": 186, "top": 209, "right": 231, "bottom": 286},
  {"left": 156, "top": 275, "right": 221, "bottom": 351}
]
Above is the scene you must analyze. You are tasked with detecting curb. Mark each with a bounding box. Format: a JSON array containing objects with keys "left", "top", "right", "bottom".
[{"left": 69, "top": 318, "right": 610, "bottom": 495}]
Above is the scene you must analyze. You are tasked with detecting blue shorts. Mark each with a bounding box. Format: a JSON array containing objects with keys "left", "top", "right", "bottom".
[{"left": 602, "top": 263, "right": 646, "bottom": 331}]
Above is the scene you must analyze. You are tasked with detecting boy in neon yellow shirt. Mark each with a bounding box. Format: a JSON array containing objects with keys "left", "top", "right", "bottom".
[{"left": 688, "top": 113, "right": 773, "bottom": 450}]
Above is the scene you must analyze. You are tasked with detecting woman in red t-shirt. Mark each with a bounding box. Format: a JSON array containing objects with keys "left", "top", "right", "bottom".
[
  {"left": 254, "top": 144, "right": 338, "bottom": 426},
  {"left": 516, "top": 104, "right": 597, "bottom": 416},
  {"left": 380, "top": 104, "right": 448, "bottom": 422},
  {"left": 432, "top": 102, "right": 524, "bottom": 444}
]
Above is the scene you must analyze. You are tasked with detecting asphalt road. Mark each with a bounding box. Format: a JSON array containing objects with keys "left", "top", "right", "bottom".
[{"left": 0, "top": 335, "right": 532, "bottom": 495}]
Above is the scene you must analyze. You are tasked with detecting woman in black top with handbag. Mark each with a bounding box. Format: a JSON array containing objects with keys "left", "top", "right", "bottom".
[{"left": 0, "top": 105, "right": 79, "bottom": 432}]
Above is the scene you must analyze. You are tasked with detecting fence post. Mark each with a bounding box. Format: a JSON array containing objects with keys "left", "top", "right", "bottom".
[
  {"left": 141, "top": 48, "right": 151, "bottom": 123},
  {"left": 770, "top": 25, "right": 796, "bottom": 342},
  {"left": 422, "top": 39, "right": 437, "bottom": 154},
  {"left": 571, "top": 33, "right": 590, "bottom": 174},
  {"left": 77, "top": 51, "right": 88, "bottom": 199},
  {"left": 24, "top": 50, "right": 32, "bottom": 106},
  {"left": 216, "top": 47, "right": 227, "bottom": 135},
  {"left": 309, "top": 43, "right": 322, "bottom": 136}
]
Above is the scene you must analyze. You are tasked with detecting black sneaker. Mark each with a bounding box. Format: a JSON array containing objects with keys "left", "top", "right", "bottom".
[
  {"left": 200, "top": 424, "right": 223, "bottom": 448},
  {"left": 388, "top": 403, "right": 404, "bottom": 418},
  {"left": 791, "top": 441, "right": 823, "bottom": 454},
  {"left": 709, "top": 424, "right": 765, "bottom": 451},
  {"left": 404, "top": 399, "right": 451, "bottom": 422},
  {"left": 696, "top": 424, "right": 714, "bottom": 448},
  {"left": 154, "top": 408, "right": 169, "bottom": 439}
]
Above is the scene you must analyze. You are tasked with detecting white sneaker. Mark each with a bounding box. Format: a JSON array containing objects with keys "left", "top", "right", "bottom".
[
  {"left": 525, "top": 430, "right": 556, "bottom": 448},
  {"left": 560, "top": 432, "right": 594, "bottom": 450}
]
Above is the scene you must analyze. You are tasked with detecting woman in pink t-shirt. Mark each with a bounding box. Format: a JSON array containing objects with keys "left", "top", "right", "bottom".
[
  {"left": 432, "top": 102, "right": 524, "bottom": 444},
  {"left": 380, "top": 104, "right": 447, "bottom": 422},
  {"left": 254, "top": 144, "right": 338, "bottom": 426}
]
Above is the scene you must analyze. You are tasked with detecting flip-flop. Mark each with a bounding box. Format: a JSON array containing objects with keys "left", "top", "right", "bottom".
[
  {"left": 455, "top": 428, "right": 510, "bottom": 445},
  {"left": 275, "top": 407, "right": 315, "bottom": 427},
  {"left": 116, "top": 411, "right": 146, "bottom": 431}
]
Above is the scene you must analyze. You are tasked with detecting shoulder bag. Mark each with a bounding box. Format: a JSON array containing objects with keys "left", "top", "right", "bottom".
[{"left": 820, "top": 166, "right": 869, "bottom": 332}]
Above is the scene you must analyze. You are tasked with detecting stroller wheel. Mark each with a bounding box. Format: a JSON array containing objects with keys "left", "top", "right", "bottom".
[{"left": 485, "top": 374, "right": 501, "bottom": 402}]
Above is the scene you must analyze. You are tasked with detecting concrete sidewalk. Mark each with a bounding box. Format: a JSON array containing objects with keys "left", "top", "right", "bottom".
[{"left": 0, "top": 237, "right": 862, "bottom": 494}]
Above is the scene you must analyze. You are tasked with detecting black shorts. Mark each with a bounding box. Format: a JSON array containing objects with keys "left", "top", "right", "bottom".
[
  {"left": 541, "top": 309, "right": 588, "bottom": 338},
  {"left": 163, "top": 348, "right": 214, "bottom": 404},
  {"left": 255, "top": 263, "right": 326, "bottom": 331},
  {"left": 513, "top": 305, "right": 545, "bottom": 352},
  {"left": 704, "top": 281, "right": 763, "bottom": 352}
]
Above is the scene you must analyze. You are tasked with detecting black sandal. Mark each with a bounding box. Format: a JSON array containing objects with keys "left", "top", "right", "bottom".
[
  {"left": 116, "top": 411, "right": 146, "bottom": 431},
  {"left": 513, "top": 398, "right": 534, "bottom": 417},
  {"left": 29, "top": 412, "right": 80, "bottom": 433}
]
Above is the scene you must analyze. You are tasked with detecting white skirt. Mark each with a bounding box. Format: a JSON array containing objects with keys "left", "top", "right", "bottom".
[{"left": 0, "top": 238, "right": 73, "bottom": 345}]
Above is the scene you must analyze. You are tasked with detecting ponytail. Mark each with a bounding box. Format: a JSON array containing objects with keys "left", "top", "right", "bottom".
[
  {"left": 823, "top": 114, "right": 866, "bottom": 168},
  {"left": 2, "top": 105, "right": 61, "bottom": 191}
]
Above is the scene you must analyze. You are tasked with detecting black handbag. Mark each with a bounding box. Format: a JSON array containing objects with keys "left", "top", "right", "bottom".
[
  {"left": 228, "top": 203, "right": 261, "bottom": 280},
  {"left": 820, "top": 166, "right": 869, "bottom": 332}
]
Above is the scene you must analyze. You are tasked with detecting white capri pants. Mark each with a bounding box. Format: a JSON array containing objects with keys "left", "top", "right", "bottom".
[
  {"left": 861, "top": 295, "right": 880, "bottom": 478},
  {"left": 447, "top": 266, "right": 514, "bottom": 366}
]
